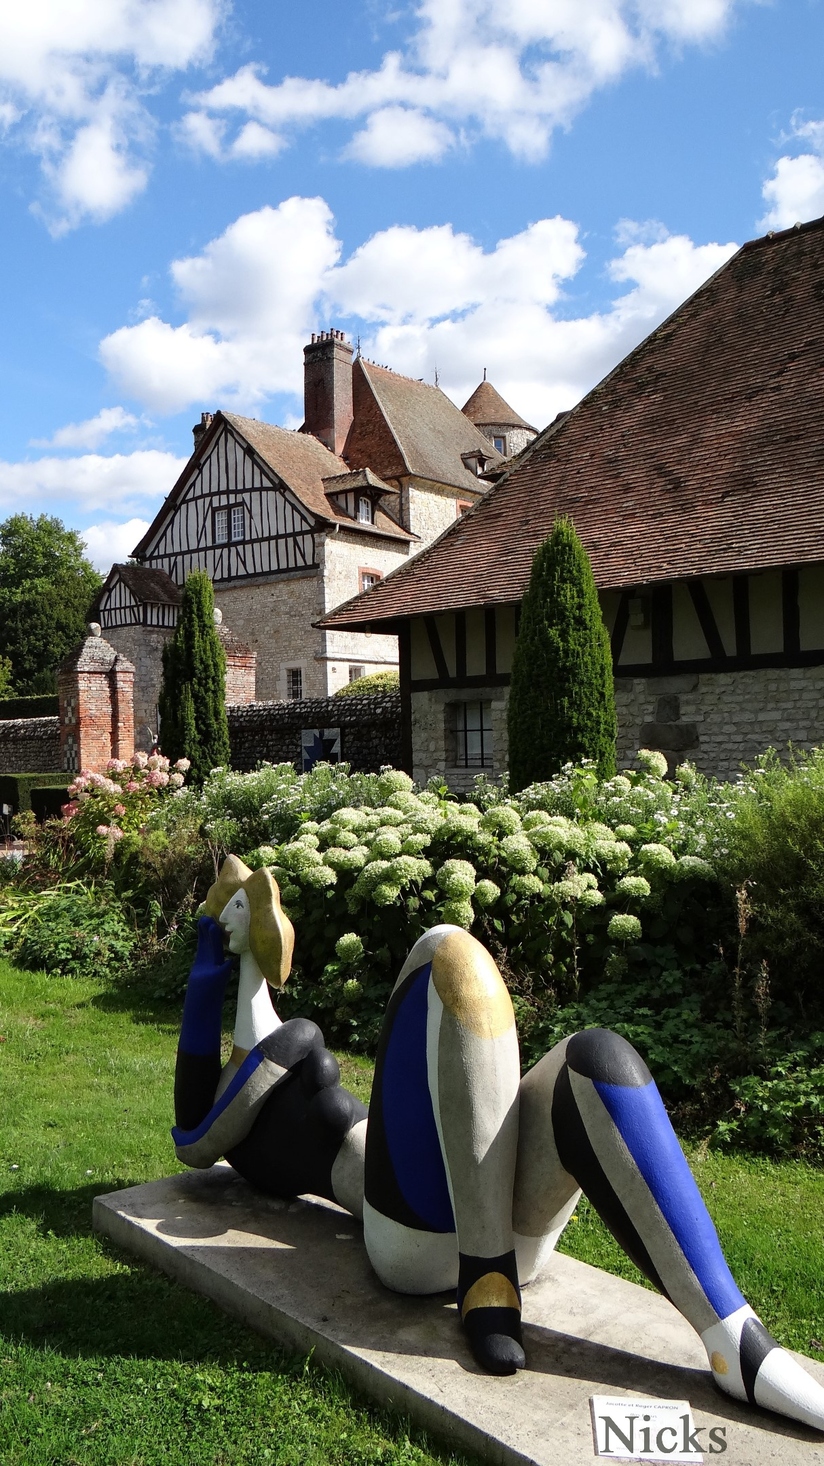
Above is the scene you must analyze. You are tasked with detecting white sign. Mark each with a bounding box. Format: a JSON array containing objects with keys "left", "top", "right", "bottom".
[{"left": 590, "top": 1396, "right": 724, "bottom": 1461}]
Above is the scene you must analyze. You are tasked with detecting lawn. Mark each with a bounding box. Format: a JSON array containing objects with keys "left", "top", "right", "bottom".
[{"left": 1, "top": 958, "right": 823, "bottom": 1465}]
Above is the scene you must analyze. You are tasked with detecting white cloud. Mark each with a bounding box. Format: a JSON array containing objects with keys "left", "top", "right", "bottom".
[
  {"left": 100, "top": 196, "right": 341, "bottom": 413},
  {"left": 229, "top": 120, "right": 284, "bottom": 159},
  {"left": 82, "top": 517, "right": 151, "bottom": 573},
  {"left": 0, "top": 450, "right": 185, "bottom": 514},
  {"left": 344, "top": 107, "right": 454, "bottom": 167},
  {"left": 191, "top": 0, "right": 744, "bottom": 167},
  {"left": 761, "top": 118, "right": 824, "bottom": 231},
  {"left": 98, "top": 196, "right": 737, "bottom": 429},
  {"left": 0, "top": 0, "right": 223, "bottom": 230},
  {"left": 32, "top": 406, "right": 140, "bottom": 450}
]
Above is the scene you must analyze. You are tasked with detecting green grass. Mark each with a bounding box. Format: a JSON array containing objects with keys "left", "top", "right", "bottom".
[
  {"left": 0, "top": 961, "right": 455, "bottom": 1466},
  {"left": 1, "top": 958, "right": 822, "bottom": 1466}
]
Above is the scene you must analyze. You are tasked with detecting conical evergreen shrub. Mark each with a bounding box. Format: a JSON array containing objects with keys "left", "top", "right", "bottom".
[
  {"left": 507, "top": 517, "right": 616, "bottom": 792},
  {"left": 158, "top": 570, "right": 230, "bottom": 784}
]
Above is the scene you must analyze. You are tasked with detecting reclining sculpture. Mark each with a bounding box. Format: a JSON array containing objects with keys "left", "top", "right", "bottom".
[{"left": 172, "top": 854, "right": 824, "bottom": 1428}]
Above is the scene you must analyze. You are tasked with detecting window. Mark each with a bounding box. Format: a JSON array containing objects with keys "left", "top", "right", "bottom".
[
  {"left": 286, "top": 667, "right": 303, "bottom": 700},
  {"left": 452, "top": 701, "right": 492, "bottom": 768},
  {"left": 213, "top": 505, "right": 245, "bottom": 543},
  {"left": 493, "top": 435, "right": 506, "bottom": 454},
  {"left": 348, "top": 665, "right": 365, "bottom": 683},
  {"left": 456, "top": 500, "right": 473, "bottom": 517},
  {"left": 357, "top": 496, "right": 373, "bottom": 523},
  {"left": 359, "top": 568, "right": 383, "bottom": 593}
]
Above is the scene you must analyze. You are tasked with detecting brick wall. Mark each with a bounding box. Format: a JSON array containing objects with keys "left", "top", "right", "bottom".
[
  {"left": 0, "top": 717, "right": 61, "bottom": 774},
  {"left": 228, "top": 692, "right": 401, "bottom": 773}
]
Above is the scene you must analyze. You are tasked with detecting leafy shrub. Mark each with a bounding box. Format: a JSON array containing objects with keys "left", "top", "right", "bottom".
[
  {"left": 334, "top": 671, "right": 399, "bottom": 697},
  {"left": 7, "top": 881, "right": 136, "bottom": 979}
]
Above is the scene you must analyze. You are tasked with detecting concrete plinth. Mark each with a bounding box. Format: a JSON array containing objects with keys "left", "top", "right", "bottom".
[{"left": 93, "top": 1166, "right": 824, "bottom": 1466}]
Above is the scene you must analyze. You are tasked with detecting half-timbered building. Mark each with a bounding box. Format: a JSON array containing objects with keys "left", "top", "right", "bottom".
[
  {"left": 320, "top": 216, "right": 824, "bottom": 784},
  {"left": 91, "top": 329, "right": 532, "bottom": 728}
]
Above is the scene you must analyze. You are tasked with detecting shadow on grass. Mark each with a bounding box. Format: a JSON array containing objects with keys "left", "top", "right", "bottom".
[{"left": 0, "top": 1180, "right": 151, "bottom": 1238}]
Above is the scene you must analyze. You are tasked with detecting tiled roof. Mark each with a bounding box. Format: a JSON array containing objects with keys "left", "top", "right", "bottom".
[
  {"left": 223, "top": 413, "right": 412, "bottom": 541},
  {"left": 461, "top": 379, "right": 536, "bottom": 432},
  {"left": 321, "top": 218, "right": 824, "bottom": 631},
  {"left": 133, "top": 413, "right": 414, "bottom": 557},
  {"left": 90, "top": 563, "right": 181, "bottom": 614},
  {"left": 345, "top": 360, "right": 504, "bottom": 492}
]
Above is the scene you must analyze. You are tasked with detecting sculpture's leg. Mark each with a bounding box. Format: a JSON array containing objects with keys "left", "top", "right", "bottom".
[
  {"left": 518, "top": 1028, "right": 824, "bottom": 1431},
  {"left": 365, "top": 925, "right": 524, "bottom": 1374}
]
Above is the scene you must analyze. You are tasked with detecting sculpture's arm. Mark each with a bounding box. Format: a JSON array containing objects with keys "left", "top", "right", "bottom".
[{"left": 173, "top": 916, "right": 233, "bottom": 1133}]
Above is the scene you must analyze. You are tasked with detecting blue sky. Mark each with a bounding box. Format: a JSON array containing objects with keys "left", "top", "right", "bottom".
[{"left": 0, "top": 0, "right": 822, "bottom": 572}]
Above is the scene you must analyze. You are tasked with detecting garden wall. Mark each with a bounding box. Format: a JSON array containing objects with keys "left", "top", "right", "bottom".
[
  {"left": 227, "top": 692, "right": 401, "bottom": 773},
  {"left": 0, "top": 716, "right": 62, "bottom": 775}
]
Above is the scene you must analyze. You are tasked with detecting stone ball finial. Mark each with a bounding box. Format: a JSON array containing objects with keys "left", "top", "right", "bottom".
[
  {"left": 87, "top": 622, "right": 102, "bottom": 638},
  {"left": 213, "top": 607, "right": 223, "bottom": 626}
]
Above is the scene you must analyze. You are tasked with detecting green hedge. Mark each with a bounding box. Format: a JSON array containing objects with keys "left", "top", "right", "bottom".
[
  {"left": 0, "top": 695, "right": 59, "bottom": 721},
  {"left": 0, "top": 772, "right": 69, "bottom": 814},
  {"left": 30, "top": 786, "right": 71, "bottom": 822}
]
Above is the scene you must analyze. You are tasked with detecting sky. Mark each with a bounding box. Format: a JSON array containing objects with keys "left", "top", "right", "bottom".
[{"left": 0, "top": 0, "right": 822, "bottom": 575}]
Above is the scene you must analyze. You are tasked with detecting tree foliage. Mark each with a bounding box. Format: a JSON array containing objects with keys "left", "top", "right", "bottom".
[
  {"left": 0, "top": 515, "right": 102, "bottom": 693},
  {"left": 507, "top": 517, "right": 616, "bottom": 791},
  {"left": 158, "top": 571, "right": 230, "bottom": 784}
]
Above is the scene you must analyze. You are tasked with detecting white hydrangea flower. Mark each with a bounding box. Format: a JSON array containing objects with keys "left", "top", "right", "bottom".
[
  {"left": 330, "top": 807, "right": 369, "bottom": 831},
  {"left": 637, "top": 749, "right": 669, "bottom": 779},
  {"left": 615, "top": 875, "right": 652, "bottom": 899},
  {"left": 597, "top": 840, "right": 633, "bottom": 873},
  {"left": 473, "top": 878, "right": 501, "bottom": 908},
  {"left": 608, "top": 913, "right": 643, "bottom": 942},
  {"left": 325, "top": 846, "right": 369, "bottom": 872},
  {"left": 605, "top": 775, "right": 633, "bottom": 794},
  {"left": 373, "top": 881, "right": 402, "bottom": 906},
  {"left": 441, "top": 899, "right": 474, "bottom": 929},
  {"left": 373, "top": 806, "right": 407, "bottom": 827},
  {"left": 342, "top": 978, "right": 363, "bottom": 999},
  {"left": 377, "top": 769, "right": 414, "bottom": 798},
  {"left": 295, "top": 830, "right": 320, "bottom": 848},
  {"left": 371, "top": 828, "right": 404, "bottom": 857},
  {"left": 522, "top": 809, "right": 553, "bottom": 831},
  {"left": 675, "top": 855, "right": 715, "bottom": 880},
  {"left": 638, "top": 842, "right": 677, "bottom": 871},
  {"left": 499, "top": 833, "right": 539, "bottom": 873},
  {"left": 509, "top": 873, "right": 543, "bottom": 898},
  {"left": 388, "top": 855, "right": 432, "bottom": 886},
  {"left": 280, "top": 882, "right": 302, "bottom": 906},
  {"left": 302, "top": 863, "right": 337, "bottom": 889},
  {"left": 279, "top": 843, "right": 324, "bottom": 872},
  {"left": 335, "top": 932, "right": 364, "bottom": 963},
  {"left": 554, "top": 875, "right": 590, "bottom": 900},
  {"left": 401, "top": 832, "right": 432, "bottom": 854},
  {"left": 578, "top": 888, "right": 605, "bottom": 907},
  {"left": 479, "top": 805, "right": 522, "bottom": 836},
  {"left": 614, "top": 824, "right": 637, "bottom": 840},
  {"left": 437, "top": 858, "right": 477, "bottom": 899}
]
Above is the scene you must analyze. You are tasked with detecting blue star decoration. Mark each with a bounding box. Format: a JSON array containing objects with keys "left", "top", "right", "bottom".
[{"left": 301, "top": 728, "right": 342, "bottom": 771}]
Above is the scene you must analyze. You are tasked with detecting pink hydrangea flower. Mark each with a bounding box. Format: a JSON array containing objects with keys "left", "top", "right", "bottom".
[
  {"left": 132, "top": 751, "right": 148, "bottom": 769},
  {"left": 113, "top": 803, "right": 126, "bottom": 816},
  {"left": 126, "top": 780, "right": 139, "bottom": 792},
  {"left": 96, "top": 824, "right": 110, "bottom": 836},
  {"left": 168, "top": 772, "right": 184, "bottom": 789},
  {"left": 174, "top": 758, "right": 191, "bottom": 772}
]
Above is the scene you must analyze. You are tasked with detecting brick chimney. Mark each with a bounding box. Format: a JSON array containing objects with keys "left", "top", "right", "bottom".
[
  {"left": 192, "top": 412, "right": 214, "bottom": 451},
  {"left": 303, "top": 330, "right": 353, "bottom": 456}
]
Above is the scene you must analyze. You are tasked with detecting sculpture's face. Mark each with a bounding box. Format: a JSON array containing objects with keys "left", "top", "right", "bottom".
[{"left": 220, "top": 888, "right": 251, "bottom": 955}]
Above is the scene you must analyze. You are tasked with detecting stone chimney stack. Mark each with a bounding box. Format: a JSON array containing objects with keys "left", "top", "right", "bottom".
[
  {"left": 303, "top": 330, "right": 353, "bottom": 456},
  {"left": 192, "top": 412, "right": 214, "bottom": 451}
]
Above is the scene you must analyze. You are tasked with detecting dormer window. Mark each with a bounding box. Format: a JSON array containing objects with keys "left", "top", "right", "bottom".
[{"left": 357, "top": 496, "right": 373, "bottom": 523}]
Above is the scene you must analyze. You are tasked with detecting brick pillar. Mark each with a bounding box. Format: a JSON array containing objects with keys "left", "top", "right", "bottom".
[
  {"left": 57, "top": 624, "right": 136, "bottom": 775},
  {"left": 215, "top": 608, "right": 256, "bottom": 704}
]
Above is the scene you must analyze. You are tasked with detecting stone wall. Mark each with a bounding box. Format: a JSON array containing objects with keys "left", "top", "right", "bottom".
[
  {"left": 410, "top": 685, "right": 509, "bottom": 792},
  {"left": 319, "top": 532, "right": 406, "bottom": 694},
  {"left": 614, "top": 665, "right": 824, "bottom": 779},
  {"left": 228, "top": 692, "right": 401, "bottom": 774},
  {"left": 103, "top": 623, "right": 171, "bottom": 745},
  {"left": 410, "top": 663, "right": 824, "bottom": 788},
  {"left": 217, "top": 572, "right": 324, "bottom": 702},
  {"left": 402, "top": 477, "right": 477, "bottom": 546},
  {"left": 0, "top": 717, "right": 61, "bottom": 774}
]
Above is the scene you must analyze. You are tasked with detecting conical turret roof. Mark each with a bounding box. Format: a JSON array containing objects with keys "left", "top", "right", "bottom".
[{"left": 461, "top": 379, "right": 536, "bottom": 432}]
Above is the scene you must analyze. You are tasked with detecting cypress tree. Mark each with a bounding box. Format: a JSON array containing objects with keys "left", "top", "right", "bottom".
[
  {"left": 507, "top": 517, "right": 616, "bottom": 792},
  {"left": 158, "top": 570, "right": 231, "bottom": 784}
]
